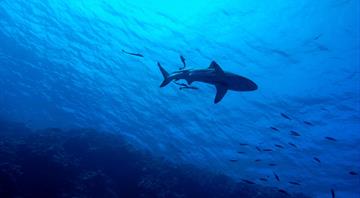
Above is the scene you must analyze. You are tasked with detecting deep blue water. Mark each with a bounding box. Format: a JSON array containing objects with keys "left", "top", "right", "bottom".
[{"left": 0, "top": 0, "right": 359, "bottom": 197}]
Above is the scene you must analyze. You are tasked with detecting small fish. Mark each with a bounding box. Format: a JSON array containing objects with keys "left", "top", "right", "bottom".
[
  {"left": 271, "top": 49, "right": 290, "bottom": 58},
  {"left": 175, "top": 81, "right": 199, "bottom": 90},
  {"left": 303, "top": 121, "right": 313, "bottom": 126},
  {"left": 179, "top": 86, "right": 199, "bottom": 90},
  {"left": 259, "top": 177, "right": 268, "bottom": 181},
  {"left": 273, "top": 172, "right": 280, "bottom": 182},
  {"left": 174, "top": 82, "right": 188, "bottom": 87},
  {"left": 256, "top": 146, "right": 261, "bottom": 152},
  {"left": 349, "top": 171, "right": 358, "bottom": 175},
  {"left": 281, "top": 113, "right": 292, "bottom": 120},
  {"left": 313, "top": 157, "right": 321, "bottom": 164},
  {"left": 270, "top": 127, "right": 280, "bottom": 132},
  {"left": 325, "top": 136, "right": 337, "bottom": 142},
  {"left": 290, "top": 130, "right": 301, "bottom": 137},
  {"left": 268, "top": 163, "right": 277, "bottom": 167},
  {"left": 331, "top": 188, "right": 335, "bottom": 198},
  {"left": 179, "top": 55, "right": 186, "bottom": 70},
  {"left": 229, "top": 159, "right": 238, "bottom": 162},
  {"left": 237, "top": 151, "right": 246, "bottom": 154},
  {"left": 240, "top": 143, "right": 249, "bottom": 146},
  {"left": 278, "top": 189, "right": 289, "bottom": 195},
  {"left": 317, "top": 44, "right": 329, "bottom": 51},
  {"left": 263, "top": 148, "right": 273, "bottom": 152},
  {"left": 121, "top": 49, "right": 144, "bottom": 57},
  {"left": 275, "top": 144, "right": 284, "bottom": 149},
  {"left": 242, "top": 179, "right": 255, "bottom": 184},
  {"left": 313, "top": 33, "right": 323, "bottom": 40},
  {"left": 254, "top": 159, "right": 262, "bottom": 162},
  {"left": 288, "top": 142, "right": 297, "bottom": 148},
  {"left": 288, "top": 181, "right": 301, "bottom": 185}
]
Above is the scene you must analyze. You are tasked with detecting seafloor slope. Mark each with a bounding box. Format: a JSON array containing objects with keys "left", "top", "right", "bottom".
[{"left": 0, "top": 119, "right": 310, "bottom": 198}]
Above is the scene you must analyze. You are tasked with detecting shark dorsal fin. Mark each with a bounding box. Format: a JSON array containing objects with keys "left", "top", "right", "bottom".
[
  {"left": 209, "top": 61, "right": 224, "bottom": 74},
  {"left": 214, "top": 84, "right": 228, "bottom": 103}
]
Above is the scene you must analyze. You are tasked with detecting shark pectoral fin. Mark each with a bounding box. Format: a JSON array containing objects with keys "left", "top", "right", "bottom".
[
  {"left": 214, "top": 84, "right": 228, "bottom": 104},
  {"left": 209, "top": 61, "right": 225, "bottom": 74}
]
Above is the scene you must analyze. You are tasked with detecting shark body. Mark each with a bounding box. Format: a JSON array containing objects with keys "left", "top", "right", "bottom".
[{"left": 158, "top": 61, "right": 258, "bottom": 103}]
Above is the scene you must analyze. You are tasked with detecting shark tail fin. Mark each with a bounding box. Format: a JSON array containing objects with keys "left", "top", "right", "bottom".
[{"left": 158, "top": 62, "right": 172, "bottom": 87}]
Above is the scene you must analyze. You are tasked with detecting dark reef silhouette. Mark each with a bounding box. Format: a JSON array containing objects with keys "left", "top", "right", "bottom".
[{"left": 0, "top": 119, "right": 310, "bottom": 198}]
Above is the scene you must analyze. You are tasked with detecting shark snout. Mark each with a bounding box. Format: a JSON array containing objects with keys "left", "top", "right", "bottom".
[
  {"left": 231, "top": 78, "right": 258, "bottom": 91},
  {"left": 248, "top": 80, "right": 258, "bottom": 90}
]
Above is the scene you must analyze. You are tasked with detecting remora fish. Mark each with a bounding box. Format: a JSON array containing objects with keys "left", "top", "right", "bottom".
[{"left": 121, "top": 49, "right": 144, "bottom": 57}]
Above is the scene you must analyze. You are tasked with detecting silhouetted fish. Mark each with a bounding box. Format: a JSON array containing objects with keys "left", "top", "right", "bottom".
[
  {"left": 270, "top": 126, "right": 280, "bottom": 132},
  {"left": 275, "top": 144, "right": 284, "bottom": 149},
  {"left": 270, "top": 49, "right": 290, "bottom": 58},
  {"left": 290, "top": 130, "right": 301, "bottom": 137},
  {"left": 237, "top": 151, "right": 246, "bottom": 154},
  {"left": 179, "top": 86, "right": 199, "bottom": 90},
  {"left": 331, "top": 188, "right": 335, "bottom": 198},
  {"left": 288, "top": 181, "right": 301, "bottom": 185},
  {"left": 320, "top": 107, "right": 328, "bottom": 111},
  {"left": 254, "top": 159, "right": 262, "bottom": 162},
  {"left": 229, "top": 159, "right": 238, "bottom": 162},
  {"left": 273, "top": 172, "right": 280, "bottom": 181},
  {"left": 325, "top": 137, "right": 337, "bottom": 142},
  {"left": 317, "top": 44, "right": 329, "bottom": 51},
  {"left": 313, "top": 157, "right": 321, "bottom": 164},
  {"left": 288, "top": 142, "right": 297, "bottom": 148},
  {"left": 121, "top": 49, "right": 144, "bottom": 57},
  {"left": 278, "top": 189, "right": 289, "bottom": 195},
  {"left": 158, "top": 60, "right": 258, "bottom": 103},
  {"left": 256, "top": 146, "right": 261, "bottom": 152},
  {"left": 259, "top": 177, "right": 268, "bottom": 181},
  {"left": 349, "top": 171, "right": 358, "bottom": 175},
  {"left": 174, "top": 81, "right": 199, "bottom": 90},
  {"left": 313, "top": 33, "right": 322, "bottom": 40},
  {"left": 303, "top": 121, "right": 313, "bottom": 126},
  {"left": 174, "top": 82, "right": 188, "bottom": 87},
  {"left": 281, "top": 113, "right": 292, "bottom": 120},
  {"left": 268, "top": 163, "right": 277, "bottom": 167},
  {"left": 242, "top": 179, "right": 255, "bottom": 184},
  {"left": 263, "top": 148, "right": 273, "bottom": 152},
  {"left": 179, "top": 55, "right": 186, "bottom": 70},
  {"left": 240, "top": 143, "right": 249, "bottom": 146}
]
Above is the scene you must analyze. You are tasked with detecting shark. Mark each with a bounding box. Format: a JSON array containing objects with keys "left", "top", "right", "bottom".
[{"left": 157, "top": 59, "right": 258, "bottom": 103}]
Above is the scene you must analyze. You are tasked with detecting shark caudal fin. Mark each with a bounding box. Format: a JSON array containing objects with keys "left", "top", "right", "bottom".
[{"left": 157, "top": 62, "right": 172, "bottom": 87}]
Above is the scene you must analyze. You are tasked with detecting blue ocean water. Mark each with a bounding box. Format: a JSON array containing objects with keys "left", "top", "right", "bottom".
[{"left": 0, "top": 0, "right": 359, "bottom": 197}]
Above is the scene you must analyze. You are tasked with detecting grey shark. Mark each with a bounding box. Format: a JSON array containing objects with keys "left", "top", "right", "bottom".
[{"left": 158, "top": 60, "right": 258, "bottom": 103}]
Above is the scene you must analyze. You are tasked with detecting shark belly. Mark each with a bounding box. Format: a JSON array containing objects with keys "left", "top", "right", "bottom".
[
  {"left": 224, "top": 74, "right": 258, "bottom": 91},
  {"left": 186, "top": 72, "right": 257, "bottom": 91}
]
